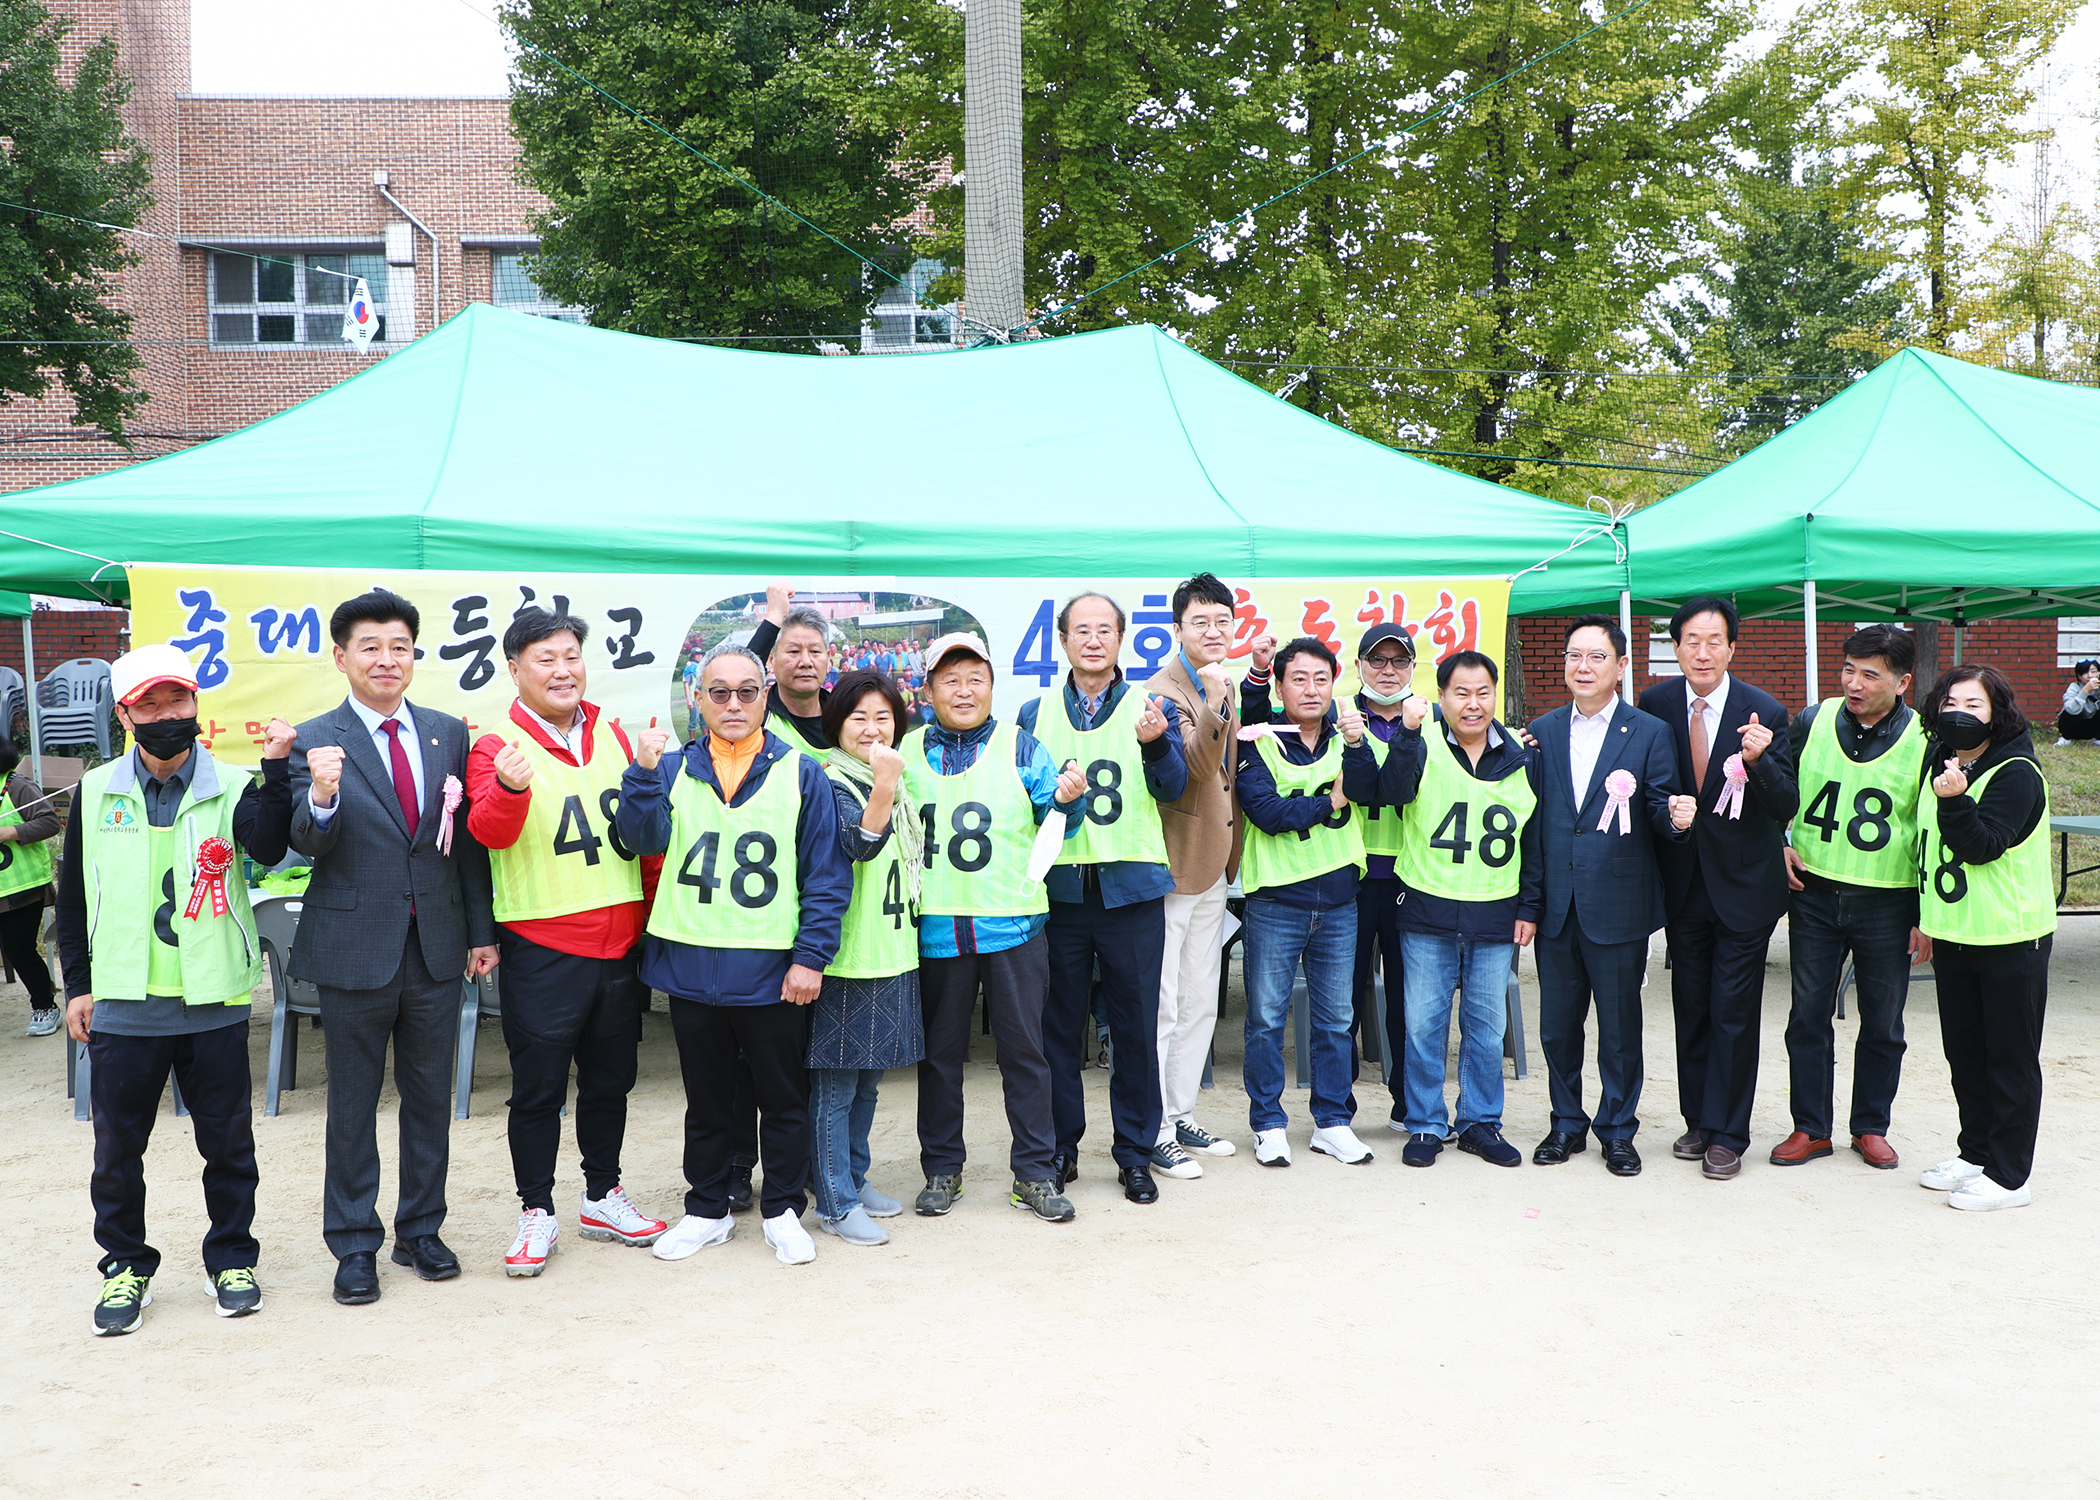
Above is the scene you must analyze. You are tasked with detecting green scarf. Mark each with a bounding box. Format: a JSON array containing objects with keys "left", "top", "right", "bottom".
[{"left": 824, "top": 747, "right": 924, "bottom": 912}]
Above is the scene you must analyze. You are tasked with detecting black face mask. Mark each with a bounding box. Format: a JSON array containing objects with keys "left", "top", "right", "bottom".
[
  {"left": 1936, "top": 710, "right": 1992, "bottom": 752},
  {"left": 130, "top": 716, "right": 201, "bottom": 759}
]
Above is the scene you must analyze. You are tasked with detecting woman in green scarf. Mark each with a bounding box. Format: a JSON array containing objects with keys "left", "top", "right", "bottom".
[{"left": 808, "top": 669, "right": 927, "bottom": 1245}]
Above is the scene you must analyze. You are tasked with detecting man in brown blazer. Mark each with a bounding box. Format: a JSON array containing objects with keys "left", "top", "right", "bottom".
[{"left": 1147, "top": 573, "right": 1243, "bottom": 1159}]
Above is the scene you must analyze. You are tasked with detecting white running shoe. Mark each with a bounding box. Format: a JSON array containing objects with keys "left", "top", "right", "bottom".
[
  {"left": 1175, "top": 1120, "right": 1236, "bottom": 1157},
  {"left": 579, "top": 1186, "right": 668, "bottom": 1246},
  {"left": 504, "top": 1208, "right": 559, "bottom": 1277},
  {"left": 1919, "top": 1157, "right": 1986, "bottom": 1192},
  {"left": 652, "top": 1213, "right": 734, "bottom": 1262},
  {"left": 1254, "top": 1128, "right": 1292, "bottom": 1167},
  {"left": 1948, "top": 1176, "right": 2032, "bottom": 1212},
  {"left": 763, "top": 1209, "right": 817, "bottom": 1265},
  {"left": 1149, "top": 1139, "right": 1203, "bottom": 1180},
  {"left": 1310, "top": 1125, "right": 1375, "bottom": 1164},
  {"left": 25, "top": 1008, "right": 59, "bottom": 1037}
]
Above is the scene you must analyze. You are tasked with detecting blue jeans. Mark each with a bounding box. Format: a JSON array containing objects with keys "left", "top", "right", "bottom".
[
  {"left": 1242, "top": 898, "right": 1358, "bottom": 1132},
  {"left": 1400, "top": 932, "right": 1513, "bottom": 1137},
  {"left": 808, "top": 1066, "right": 882, "bottom": 1220}
]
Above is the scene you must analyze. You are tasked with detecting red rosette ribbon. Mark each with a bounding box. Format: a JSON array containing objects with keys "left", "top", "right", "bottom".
[{"left": 185, "top": 836, "right": 236, "bottom": 921}]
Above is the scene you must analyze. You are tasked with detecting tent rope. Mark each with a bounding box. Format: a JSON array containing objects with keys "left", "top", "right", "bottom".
[{"left": 1506, "top": 499, "right": 1632, "bottom": 585}]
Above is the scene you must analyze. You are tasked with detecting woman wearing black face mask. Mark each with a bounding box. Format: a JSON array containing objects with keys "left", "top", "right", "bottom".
[{"left": 1915, "top": 664, "right": 2054, "bottom": 1213}]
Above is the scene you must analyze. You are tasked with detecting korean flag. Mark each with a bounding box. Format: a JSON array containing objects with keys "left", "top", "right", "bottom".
[{"left": 341, "top": 277, "right": 380, "bottom": 352}]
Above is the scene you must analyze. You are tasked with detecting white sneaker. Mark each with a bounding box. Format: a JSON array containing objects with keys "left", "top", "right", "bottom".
[
  {"left": 25, "top": 1008, "right": 59, "bottom": 1037},
  {"left": 579, "top": 1186, "right": 668, "bottom": 1246},
  {"left": 651, "top": 1213, "right": 734, "bottom": 1261},
  {"left": 1149, "top": 1139, "right": 1203, "bottom": 1180},
  {"left": 1254, "top": 1128, "right": 1292, "bottom": 1167},
  {"left": 1310, "top": 1125, "right": 1375, "bottom": 1164},
  {"left": 1174, "top": 1120, "right": 1236, "bottom": 1157},
  {"left": 503, "top": 1209, "right": 559, "bottom": 1277},
  {"left": 2056, "top": 737, "right": 2073, "bottom": 747},
  {"left": 1949, "top": 1176, "right": 2032, "bottom": 1212},
  {"left": 763, "top": 1209, "right": 817, "bottom": 1265},
  {"left": 1919, "top": 1157, "right": 1986, "bottom": 1192}
]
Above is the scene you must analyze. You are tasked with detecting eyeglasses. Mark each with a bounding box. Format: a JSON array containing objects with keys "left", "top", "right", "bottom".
[
  {"left": 705, "top": 685, "right": 764, "bottom": 705},
  {"left": 1563, "top": 650, "right": 1615, "bottom": 667},
  {"left": 1180, "top": 613, "right": 1234, "bottom": 634},
  {"left": 1360, "top": 654, "right": 1413, "bottom": 671}
]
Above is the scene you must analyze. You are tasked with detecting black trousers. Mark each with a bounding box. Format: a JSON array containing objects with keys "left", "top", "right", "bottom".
[
  {"left": 918, "top": 932, "right": 1056, "bottom": 1182},
  {"left": 668, "top": 998, "right": 810, "bottom": 1219},
  {"left": 1, "top": 899, "right": 54, "bottom": 1011},
  {"left": 1354, "top": 877, "right": 1405, "bottom": 1103},
  {"left": 318, "top": 932, "right": 457, "bottom": 1259},
  {"left": 1045, "top": 888, "right": 1165, "bottom": 1170},
  {"left": 729, "top": 1055, "right": 759, "bottom": 1177},
  {"left": 2057, "top": 711, "right": 2100, "bottom": 742},
  {"left": 1934, "top": 935, "right": 2050, "bottom": 1190},
  {"left": 1536, "top": 922, "right": 1648, "bottom": 1142},
  {"left": 1667, "top": 882, "right": 1776, "bottom": 1154},
  {"left": 89, "top": 1021, "right": 259, "bottom": 1278},
  {"left": 496, "top": 929, "right": 643, "bottom": 1213},
  {"left": 1783, "top": 884, "right": 1913, "bottom": 1138}
]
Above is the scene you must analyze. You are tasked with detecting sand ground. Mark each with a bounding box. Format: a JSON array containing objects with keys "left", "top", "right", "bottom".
[{"left": 2, "top": 916, "right": 2097, "bottom": 1500}]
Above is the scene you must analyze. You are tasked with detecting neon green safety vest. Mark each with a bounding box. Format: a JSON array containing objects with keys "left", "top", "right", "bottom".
[
  {"left": 1028, "top": 685, "right": 1171, "bottom": 869},
  {"left": 646, "top": 747, "right": 803, "bottom": 950},
  {"left": 1917, "top": 757, "right": 2056, "bottom": 945},
  {"left": 1238, "top": 729, "right": 1365, "bottom": 897},
  {"left": 900, "top": 721, "right": 1047, "bottom": 919},
  {"left": 1349, "top": 733, "right": 1407, "bottom": 859},
  {"left": 0, "top": 784, "right": 55, "bottom": 901},
  {"left": 1394, "top": 725, "right": 1538, "bottom": 902},
  {"left": 78, "top": 750, "right": 262, "bottom": 1005},
  {"left": 825, "top": 769, "right": 919, "bottom": 979},
  {"left": 769, "top": 709, "right": 828, "bottom": 761},
  {"left": 489, "top": 719, "right": 644, "bottom": 924},
  {"left": 1792, "top": 701, "right": 1927, "bottom": 889}
]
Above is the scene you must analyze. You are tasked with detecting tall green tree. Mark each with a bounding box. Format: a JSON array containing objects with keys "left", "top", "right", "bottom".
[
  {"left": 1964, "top": 139, "right": 2096, "bottom": 377},
  {"left": 0, "top": 0, "right": 151, "bottom": 441},
  {"left": 504, "top": 0, "right": 933, "bottom": 348}
]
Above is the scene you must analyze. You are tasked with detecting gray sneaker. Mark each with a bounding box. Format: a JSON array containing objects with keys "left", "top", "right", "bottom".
[
  {"left": 26, "top": 1008, "right": 59, "bottom": 1038},
  {"left": 817, "top": 1205, "right": 891, "bottom": 1246},
  {"left": 858, "top": 1183, "right": 904, "bottom": 1218},
  {"left": 1010, "top": 1178, "right": 1076, "bottom": 1223},
  {"left": 914, "top": 1174, "right": 963, "bottom": 1217}
]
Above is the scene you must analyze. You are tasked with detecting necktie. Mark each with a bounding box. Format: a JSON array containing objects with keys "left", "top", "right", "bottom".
[
  {"left": 381, "top": 719, "right": 420, "bottom": 837},
  {"left": 1689, "top": 698, "right": 1710, "bottom": 789}
]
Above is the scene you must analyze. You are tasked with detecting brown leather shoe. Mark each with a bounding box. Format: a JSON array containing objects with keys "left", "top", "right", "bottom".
[
  {"left": 1851, "top": 1134, "right": 1900, "bottom": 1169},
  {"left": 1768, "top": 1131, "right": 1834, "bottom": 1166},
  {"left": 1702, "top": 1144, "right": 1742, "bottom": 1180},
  {"left": 1671, "top": 1129, "right": 1705, "bottom": 1161}
]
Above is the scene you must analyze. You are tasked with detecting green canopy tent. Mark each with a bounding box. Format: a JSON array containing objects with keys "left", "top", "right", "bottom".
[
  {"left": 1623, "top": 347, "right": 2100, "bottom": 688},
  {"left": 0, "top": 305, "right": 1622, "bottom": 609}
]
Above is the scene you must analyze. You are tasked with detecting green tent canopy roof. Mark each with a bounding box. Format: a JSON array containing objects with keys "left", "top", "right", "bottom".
[
  {"left": 0, "top": 305, "right": 1621, "bottom": 609},
  {"left": 1624, "top": 348, "right": 2100, "bottom": 622}
]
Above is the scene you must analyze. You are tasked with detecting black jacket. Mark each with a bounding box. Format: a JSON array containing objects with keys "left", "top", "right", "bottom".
[{"left": 1526, "top": 698, "right": 1687, "bottom": 945}]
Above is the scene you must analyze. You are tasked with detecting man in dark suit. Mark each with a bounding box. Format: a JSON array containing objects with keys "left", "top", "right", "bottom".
[
  {"left": 1638, "top": 595, "right": 1799, "bottom": 1180},
  {"left": 1528, "top": 616, "right": 1693, "bottom": 1177},
  {"left": 288, "top": 589, "right": 498, "bottom": 1304}
]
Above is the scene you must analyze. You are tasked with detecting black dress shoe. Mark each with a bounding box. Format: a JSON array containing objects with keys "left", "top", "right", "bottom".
[
  {"left": 727, "top": 1172, "right": 755, "bottom": 1215},
  {"left": 1117, "top": 1165, "right": 1159, "bottom": 1204},
  {"left": 1533, "top": 1130, "right": 1589, "bottom": 1165},
  {"left": 1051, "top": 1151, "right": 1079, "bottom": 1190},
  {"left": 332, "top": 1251, "right": 380, "bottom": 1305},
  {"left": 390, "top": 1234, "right": 462, "bottom": 1281},
  {"left": 1602, "top": 1139, "right": 1642, "bottom": 1176}
]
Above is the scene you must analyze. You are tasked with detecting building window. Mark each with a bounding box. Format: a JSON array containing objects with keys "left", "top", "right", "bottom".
[
  {"left": 211, "top": 251, "right": 387, "bottom": 346},
  {"left": 1648, "top": 627, "right": 1680, "bottom": 678},
  {"left": 863, "top": 258, "right": 958, "bottom": 353},
  {"left": 492, "top": 251, "right": 586, "bottom": 323},
  {"left": 2058, "top": 617, "right": 2100, "bottom": 668}
]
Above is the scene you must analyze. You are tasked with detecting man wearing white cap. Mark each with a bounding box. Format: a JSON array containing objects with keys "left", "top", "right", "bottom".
[{"left": 56, "top": 644, "right": 297, "bottom": 1335}]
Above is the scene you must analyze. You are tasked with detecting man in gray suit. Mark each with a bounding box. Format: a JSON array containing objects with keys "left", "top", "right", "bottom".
[{"left": 289, "top": 588, "right": 498, "bottom": 1306}]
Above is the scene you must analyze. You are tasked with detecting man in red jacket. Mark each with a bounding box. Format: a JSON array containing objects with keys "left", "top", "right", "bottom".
[{"left": 466, "top": 607, "right": 666, "bottom": 1276}]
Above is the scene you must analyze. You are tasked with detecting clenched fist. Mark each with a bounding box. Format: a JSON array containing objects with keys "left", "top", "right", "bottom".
[
  {"left": 636, "top": 728, "right": 674, "bottom": 770},
  {"left": 1056, "top": 759, "right": 1087, "bottom": 804},
  {"left": 1249, "top": 632, "right": 1277, "bottom": 671},
  {"left": 1328, "top": 778, "right": 1349, "bottom": 812},
  {"left": 492, "top": 738, "right": 536, "bottom": 791},
  {"left": 867, "top": 740, "right": 905, "bottom": 787},
  {"left": 1335, "top": 701, "right": 1367, "bottom": 746},
  {"left": 1399, "top": 694, "right": 1429, "bottom": 732},
  {"left": 764, "top": 582, "right": 795, "bottom": 625},
  {"left": 1668, "top": 794, "right": 1698, "bottom": 830},
  {"left": 1196, "top": 660, "right": 1231, "bottom": 704},
  {"left": 1135, "top": 695, "right": 1170, "bottom": 743},
  {"left": 307, "top": 745, "right": 345, "bottom": 806},
  {"left": 1738, "top": 712, "right": 1772, "bottom": 765},
  {"left": 261, "top": 717, "right": 297, "bottom": 760}
]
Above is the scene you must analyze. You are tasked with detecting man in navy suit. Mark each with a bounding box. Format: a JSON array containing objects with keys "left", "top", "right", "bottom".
[
  {"left": 1527, "top": 616, "right": 1694, "bottom": 1176},
  {"left": 1638, "top": 596, "right": 1799, "bottom": 1180}
]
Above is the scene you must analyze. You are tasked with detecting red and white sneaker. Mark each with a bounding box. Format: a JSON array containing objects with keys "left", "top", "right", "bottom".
[
  {"left": 579, "top": 1186, "right": 668, "bottom": 1247},
  {"left": 504, "top": 1208, "right": 559, "bottom": 1277}
]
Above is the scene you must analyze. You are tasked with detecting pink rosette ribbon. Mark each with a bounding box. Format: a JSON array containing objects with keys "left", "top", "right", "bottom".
[
  {"left": 184, "top": 836, "right": 235, "bottom": 921},
  {"left": 1712, "top": 753, "right": 1748, "bottom": 820},
  {"left": 438, "top": 774, "right": 463, "bottom": 856},
  {"left": 1595, "top": 768, "right": 1636, "bottom": 835},
  {"left": 1236, "top": 723, "right": 1281, "bottom": 742}
]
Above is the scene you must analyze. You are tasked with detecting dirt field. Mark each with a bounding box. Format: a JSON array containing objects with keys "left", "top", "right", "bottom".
[{"left": 3, "top": 916, "right": 2096, "bottom": 1499}]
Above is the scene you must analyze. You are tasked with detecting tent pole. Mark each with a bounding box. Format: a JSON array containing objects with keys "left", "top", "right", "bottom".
[
  {"left": 1618, "top": 589, "right": 1635, "bottom": 704},
  {"left": 1803, "top": 580, "right": 1819, "bottom": 705},
  {"left": 21, "top": 612, "right": 36, "bottom": 755}
]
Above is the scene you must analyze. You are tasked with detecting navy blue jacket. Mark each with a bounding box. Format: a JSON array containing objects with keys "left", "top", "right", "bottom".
[
  {"left": 1016, "top": 671, "right": 1186, "bottom": 908},
  {"left": 1379, "top": 714, "right": 1544, "bottom": 938},
  {"left": 1235, "top": 709, "right": 1384, "bottom": 910},
  {"left": 617, "top": 731, "right": 852, "bottom": 1004},
  {"left": 1527, "top": 698, "right": 1688, "bottom": 946}
]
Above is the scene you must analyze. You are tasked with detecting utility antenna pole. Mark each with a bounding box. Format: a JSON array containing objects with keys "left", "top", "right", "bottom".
[{"left": 963, "top": 0, "right": 1024, "bottom": 339}]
